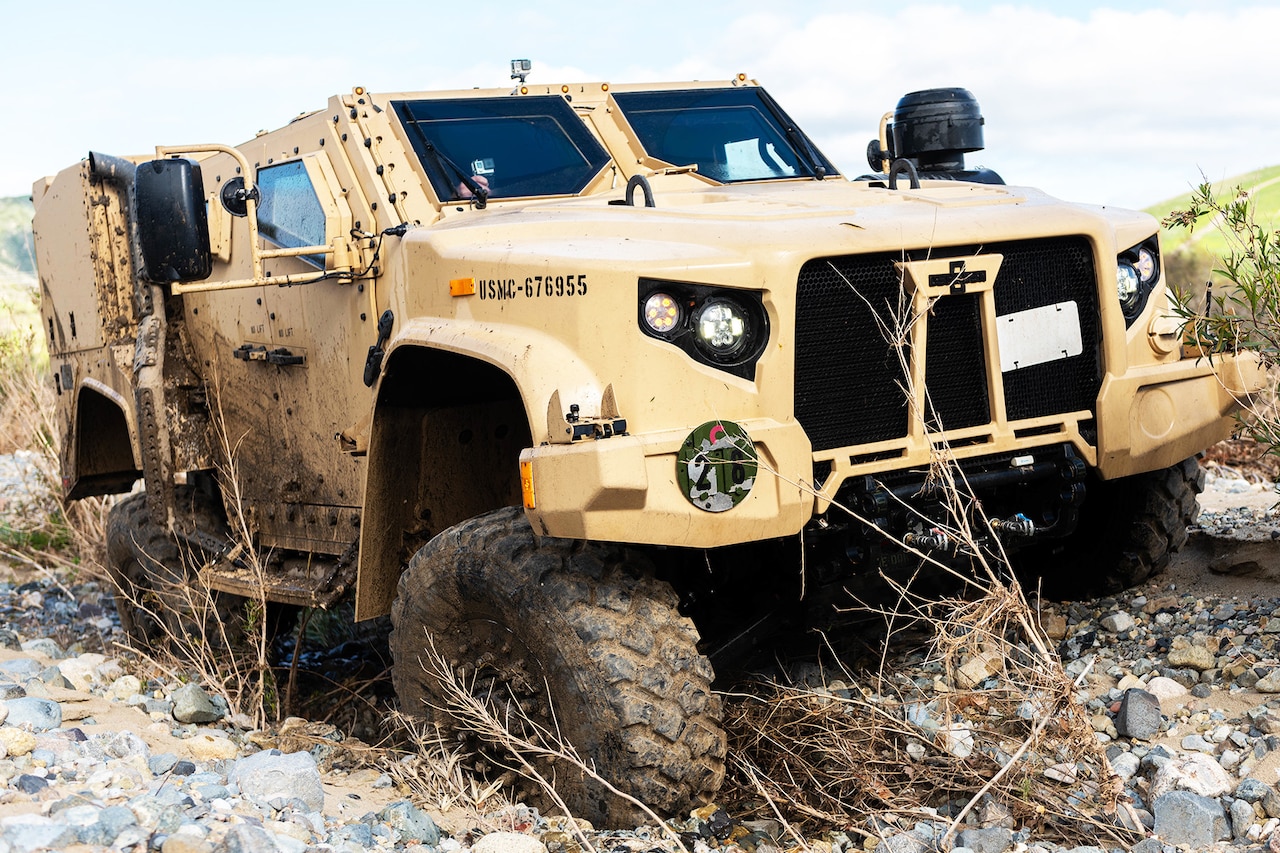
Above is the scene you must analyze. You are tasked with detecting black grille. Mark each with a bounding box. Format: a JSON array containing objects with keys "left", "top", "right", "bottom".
[
  {"left": 795, "top": 236, "right": 1100, "bottom": 452},
  {"left": 924, "top": 293, "right": 989, "bottom": 431},
  {"left": 993, "top": 238, "right": 1100, "bottom": 422},
  {"left": 794, "top": 255, "right": 910, "bottom": 449}
]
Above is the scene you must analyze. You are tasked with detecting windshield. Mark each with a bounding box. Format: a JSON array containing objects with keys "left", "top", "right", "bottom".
[
  {"left": 612, "top": 87, "right": 837, "bottom": 183},
  {"left": 392, "top": 96, "right": 611, "bottom": 201}
]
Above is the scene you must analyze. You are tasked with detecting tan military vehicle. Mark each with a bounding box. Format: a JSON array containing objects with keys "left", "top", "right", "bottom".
[{"left": 32, "top": 67, "right": 1263, "bottom": 823}]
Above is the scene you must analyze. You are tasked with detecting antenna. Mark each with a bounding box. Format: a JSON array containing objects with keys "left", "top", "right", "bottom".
[{"left": 510, "top": 59, "right": 532, "bottom": 84}]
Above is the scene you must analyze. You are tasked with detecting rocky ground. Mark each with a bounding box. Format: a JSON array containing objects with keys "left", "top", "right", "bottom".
[{"left": 0, "top": 464, "right": 1272, "bottom": 852}]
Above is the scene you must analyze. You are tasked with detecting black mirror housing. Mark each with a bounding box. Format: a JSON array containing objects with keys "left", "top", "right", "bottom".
[{"left": 134, "top": 158, "right": 212, "bottom": 283}]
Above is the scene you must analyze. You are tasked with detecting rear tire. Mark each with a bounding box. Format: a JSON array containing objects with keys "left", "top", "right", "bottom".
[
  {"left": 105, "top": 486, "right": 242, "bottom": 652},
  {"left": 389, "top": 507, "right": 726, "bottom": 827}
]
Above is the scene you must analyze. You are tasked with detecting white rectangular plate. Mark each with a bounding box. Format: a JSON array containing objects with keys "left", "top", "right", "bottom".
[{"left": 997, "top": 301, "right": 1083, "bottom": 372}]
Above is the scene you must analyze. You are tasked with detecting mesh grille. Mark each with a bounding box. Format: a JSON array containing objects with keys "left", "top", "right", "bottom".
[
  {"left": 993, "top": 237, "right": 1100, "bottom": 421},
  {"left": 794, "top": 255, "right": 910, "bottom": 449},
  {"left": 795, "top": 237, "right": 1100, "bottom": 452},
  {"left": 924, "top": 293, "right": 989, "bottom": 431}
]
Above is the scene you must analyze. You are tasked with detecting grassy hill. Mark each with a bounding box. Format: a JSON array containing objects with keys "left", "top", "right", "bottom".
[
  {"left": 1146, "top": 165, "right": 1280, "bottom": 256},
  {"left": 0, "top": 196, "right": 40, "bottom": 337},
  {"left": 1144, "top": 166, "right": 1280, "bottom": 297},
  {"left": 0, "top": 196, "right": 34, "bottom": 279}
]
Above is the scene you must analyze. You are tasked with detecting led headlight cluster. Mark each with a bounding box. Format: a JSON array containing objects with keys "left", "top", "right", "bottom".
[
  {"left": 1117, "top": 237, "right": 1161, "bottom": 327},
  {"left": 695, "top": 299, "right": 749, "bottom": 357},
  {"left": 639, "top": 279, "right": 768, "bottom": 378}
]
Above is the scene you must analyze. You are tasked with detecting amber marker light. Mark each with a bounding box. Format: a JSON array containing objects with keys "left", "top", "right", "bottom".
[
  {"left": 520, "top": 459, "right": 536, "bottom": 509},
  {"left": 450, "top": 277, "right": 476, "bottom": 297},
  {"left": 643, "top": 292, "right": 682, "bottom": 334}
]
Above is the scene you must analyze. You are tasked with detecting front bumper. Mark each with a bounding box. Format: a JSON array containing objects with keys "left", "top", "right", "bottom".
[
  {"left": 521, "top": 418, "right": 813, "bottom": 546},
  {"left": 1096, "top": 350, "right": 1267, "bottom": 477}
]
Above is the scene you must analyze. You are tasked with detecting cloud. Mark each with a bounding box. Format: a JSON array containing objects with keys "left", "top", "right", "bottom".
[
  {"left": 5, "top": 3, "right": 1280, "bottom": 208},
  {"left": 696, "top": 5, "right": 1280, "bottom": 206}
]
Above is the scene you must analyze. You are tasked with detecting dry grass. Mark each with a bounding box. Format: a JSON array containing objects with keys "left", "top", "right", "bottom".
[
  {"left": 0, "top": 327, "right": 109, "bottom": 578},
  {"left": 720, "top": 582, "right": 1132, "bottom": 848},
  {"left": 110, "top": 373, "right": 282, "bottom": 728},
  {"left": 382, "top": 713, "right": 515, "bottom": 818}
]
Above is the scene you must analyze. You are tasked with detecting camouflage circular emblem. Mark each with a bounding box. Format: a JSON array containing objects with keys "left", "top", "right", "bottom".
[{"left": 677, "top": 420, "right": 758, "bottom": 512}]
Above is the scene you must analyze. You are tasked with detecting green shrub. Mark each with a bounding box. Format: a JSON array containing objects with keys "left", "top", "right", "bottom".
[{"left": 1165, "top": 182, "right": 1280, "bottom": 461}]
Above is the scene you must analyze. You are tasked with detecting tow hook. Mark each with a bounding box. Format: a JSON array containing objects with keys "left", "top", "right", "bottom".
[
  {"left": 905, "top": 528, "right": 951, "bottom": 551},
  {"left": 990, "top": 514, "right": 1036, "bottom": 538}
]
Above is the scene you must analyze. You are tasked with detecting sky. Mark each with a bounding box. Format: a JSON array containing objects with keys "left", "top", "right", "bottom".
[{"left": 4, "top": 0, "right": 1278, "bottom": 209}]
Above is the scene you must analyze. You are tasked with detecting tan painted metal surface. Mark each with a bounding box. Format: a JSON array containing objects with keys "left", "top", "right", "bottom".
[{"left": 31, "top": 77, "right": 1265, "bottom": 619}]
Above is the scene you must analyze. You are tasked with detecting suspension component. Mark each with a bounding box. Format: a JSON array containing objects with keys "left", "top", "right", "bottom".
[
  {"left": 905, "top": 528, "right": 952, "bottom": 551},
  {"left": 990, "top": 513, "right": 1036, "bottom": 538}
]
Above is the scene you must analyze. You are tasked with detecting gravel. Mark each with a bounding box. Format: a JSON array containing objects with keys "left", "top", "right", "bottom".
[{"left": 0, "top": 467, "right": 1274, "bottom": 852}]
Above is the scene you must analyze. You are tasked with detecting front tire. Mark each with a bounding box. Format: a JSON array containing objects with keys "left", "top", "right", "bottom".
[
  {"left": 1033, "top": 456, "right": 1204, "bottom": 594},
  {"left": 389, "top": 507, "right": 726, "bottom": 827}
]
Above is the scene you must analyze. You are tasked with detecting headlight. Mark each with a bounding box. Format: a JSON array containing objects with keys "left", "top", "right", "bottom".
[
  {"left": 1117, "top": 263, "right": 1141, "bottom": 313},
  {"left": 695, "top": 299, "right": 749, "bottom": 357},
  {"left": 638, "top": 279, "right": 769, "bottom": 379},
  {"left": 1117, "top": 236, "right": 1161, "bottom": 327}
]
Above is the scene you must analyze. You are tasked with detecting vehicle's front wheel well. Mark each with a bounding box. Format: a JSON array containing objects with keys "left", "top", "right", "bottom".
[{"left": 356, "top": 347, "right": 533, "bottom": 620}]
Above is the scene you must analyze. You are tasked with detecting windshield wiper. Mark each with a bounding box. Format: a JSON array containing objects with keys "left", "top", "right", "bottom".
[
  {"left": 404, "top": 121, "right": 490, "bottom": 208},
  {"left": 756, "top": 88, "right": 826, "bottom": 181}
]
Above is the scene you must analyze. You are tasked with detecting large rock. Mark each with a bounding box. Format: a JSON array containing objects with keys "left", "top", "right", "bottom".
[
  {"left": 91, "top": 730, "right": 150, "bottom": 762},
  {"left": 1144, "top": 676, "right": 1188, "bottom": 700},
  {"left": 171, "top": 684, "right": 221, "bottom": 724},
  {"left": 378, "top": 801, "right": 440, "bottom": 845},
  {"left": 5, "top": 697, "right": 62, "bottom": 731},
  {"left": 1100, "top": 612, "right": 1135, "bottom": 633},
  {"left": 472, "top": 832, "right": 549, "bottom": 853},
  {"left": 1230, "top": 797, "right": 1257, "bottom": 840},
  {"left": 0, "top": 659, "right": 44, "bottom": 680},
  {"left": 1262, "top": 785, "right": 1280, "bottom": 820},
  {"left": 0, "top": 727, "right": 35, "bottom": 757},
  {"left": 1254, "top": 669, "right": 1280, "bottom": 693},
  {"left": 187, "top": 731, "right": 239, "bottom": 762},
  {"left": 105, "top": 675, "right": 143, "bottom": 702},
  {"left": 954, "top": 827, "right": 1012, "bottom": 853},
  {"left": 1150, "top": 752, "right": 1234, "bottom": 799},
  {"left": 0, "top": 815, "right": 77, "bottom": 852},
  {"left": 883, "top": 841, "right": 926, "bottom": 853},
  {"left": 1167, "top": 643, "right": 1214, "bottom": 671},
  {"left": 56, "top": 653, "right": 109, "bottom": 690},
  {"left": 1114, "top": 688, "right": 1161, "bottom": 740},
  {"left": 1152, "top": 791, "right": 1229, "bottom": 848},
  {"left": 1235, "top": 778, "right": 1273, "bottom": 803},
  {"left": 216, "top": 823, "right": 277, "bottom": 853},
  {"left": 228, "top": 750, "right": 324, "bottom": 812}
]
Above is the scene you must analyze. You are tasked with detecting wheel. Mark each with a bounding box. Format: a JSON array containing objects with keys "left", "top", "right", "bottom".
[
  {"left": 389, "top": 507, "right": 726, "bottom": 827},
  {"left": 105, "top": 485, "right": 241, "bottom": 651},
  {"left": 1031, "top": 456, "right": 1204, "bottom": 595}
]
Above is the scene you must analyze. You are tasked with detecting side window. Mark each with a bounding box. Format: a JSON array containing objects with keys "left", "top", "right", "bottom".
[{"left": 257, "top": 161, "right": 325, "bottom": 267}]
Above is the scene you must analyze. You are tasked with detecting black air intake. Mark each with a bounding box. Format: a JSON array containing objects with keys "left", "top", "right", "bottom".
[{"left": 892, "top": 87, "right": 986, "bottom": 173}]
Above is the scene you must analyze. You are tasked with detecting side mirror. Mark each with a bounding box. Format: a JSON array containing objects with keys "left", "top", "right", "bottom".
[{"left": 134, "top": 158, "right": 212, "bottom": 283}]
